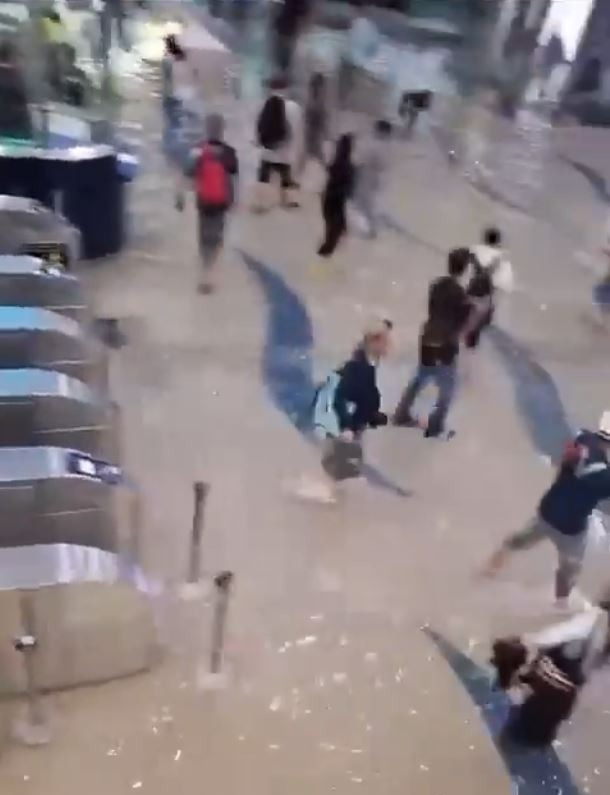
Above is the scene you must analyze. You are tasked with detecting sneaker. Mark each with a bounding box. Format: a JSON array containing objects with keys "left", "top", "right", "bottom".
[{"left": 424, "top": 426, "right": 456, "bottom": 440}]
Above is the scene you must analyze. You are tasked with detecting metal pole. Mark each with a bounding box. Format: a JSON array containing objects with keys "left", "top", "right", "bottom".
[
  {"left": 188, "top": 481, "right": 209, "bottom": 583},
  {"left": 210, "top": 571, "right": 234, "bottom": 674},
  {"left": 12, "top": 592, "right": 50, "bottom": 746}
]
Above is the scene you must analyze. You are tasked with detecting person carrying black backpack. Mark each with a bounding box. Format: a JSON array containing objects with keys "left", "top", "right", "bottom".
[{"left": 254, "top": 79, "right": 303, "bottom": 210}]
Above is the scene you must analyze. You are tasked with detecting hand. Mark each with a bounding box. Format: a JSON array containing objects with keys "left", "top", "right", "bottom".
[{"left": 340, "top": 429, "right": 354, "bottom": 441}]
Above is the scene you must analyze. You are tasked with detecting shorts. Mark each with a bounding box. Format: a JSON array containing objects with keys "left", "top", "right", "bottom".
[{"left": 258, "top": 160, "right": 294, "bottom": 189}]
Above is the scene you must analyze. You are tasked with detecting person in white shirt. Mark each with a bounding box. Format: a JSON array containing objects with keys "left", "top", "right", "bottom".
[
  {"left": 254, "top": 78, "right": 304, "bottom": 210},
  {"left": 464, "top": 227, "right": 514, "bottom": 349}
]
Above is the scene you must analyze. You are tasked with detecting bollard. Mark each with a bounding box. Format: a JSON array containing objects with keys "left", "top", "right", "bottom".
[
  {"left": 12, "top": 592, "right": 51, "bottom": 746},
  {"left": 209, "top": 571, "right": 234, "bottom": 674},
  {"left": 188, "top": 481, "right": 210, "bottom": 584}
]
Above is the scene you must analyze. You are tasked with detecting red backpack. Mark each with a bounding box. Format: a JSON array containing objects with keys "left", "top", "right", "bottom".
[{"left": 195, "top": 145, "right": 230, "bottom": 209}]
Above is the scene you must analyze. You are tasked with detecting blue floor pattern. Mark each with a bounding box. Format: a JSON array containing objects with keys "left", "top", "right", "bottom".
[{"left": 487, "top": 327, "right": 573, "bottom": 465}]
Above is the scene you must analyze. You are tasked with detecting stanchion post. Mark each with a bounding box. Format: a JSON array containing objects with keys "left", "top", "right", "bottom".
[
  {"left": 210, "top": 571, "right": 234, "bottom": 674},
  {"left": 12, "top": 591, "right": 51, "bottom": 746},
  {"left": 188, "top": 481, "right": 209, "bottom": 583}
]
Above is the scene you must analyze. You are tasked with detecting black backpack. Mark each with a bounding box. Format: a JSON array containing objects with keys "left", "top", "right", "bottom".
[
  {"left": 468, "top": 252, "right": 502, "bottom": 298},
  {"left": 257, "top": 95, "right": 289, "bottom": 150}
]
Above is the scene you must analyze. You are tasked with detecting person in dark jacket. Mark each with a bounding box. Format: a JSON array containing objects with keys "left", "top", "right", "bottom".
[
  {"left": 318, "top": 134, "right": 356, "bottom": 259},
  {"left": 393, "top": 248, "right": 472, "bottom": 437},
  {"left": 484, "top": 413, "right": 610, "bottom": 608},
  {"left": 298, "top": 319, "right": 391, "bottom": 503}
]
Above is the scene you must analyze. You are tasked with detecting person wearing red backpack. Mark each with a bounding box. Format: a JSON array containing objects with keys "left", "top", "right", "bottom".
[{"left": 187, "top": 113, "right": 239, "bottom": 294}]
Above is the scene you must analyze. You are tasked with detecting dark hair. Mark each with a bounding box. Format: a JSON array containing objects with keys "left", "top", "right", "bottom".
[
  {"left": 165, "top": 34, "right": 186, "bottom": 61},
  {"left": 375, "top": 119, "right": 392, "bottom": 136},
  {"left": 491, "top": 637, "right": 528, "bottom": 690},
  {"left": 483, "top": 227, "right": 501, "bottom": 246},
  {"left": 447, "top": 247, "right": 472, "bottom": 277}
]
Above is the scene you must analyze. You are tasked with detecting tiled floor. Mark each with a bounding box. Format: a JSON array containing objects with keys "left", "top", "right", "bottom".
[{"left": 2, "top": 8, "right": 610, "bottom": 794}]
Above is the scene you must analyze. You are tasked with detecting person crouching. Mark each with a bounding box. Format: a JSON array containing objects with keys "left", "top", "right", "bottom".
[{"left": 490, "top": 592, "right": 610, "bottom": 748}]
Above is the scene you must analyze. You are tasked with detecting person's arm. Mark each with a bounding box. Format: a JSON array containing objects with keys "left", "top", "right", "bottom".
[{"left": 225, "top": 146, "right": 239, "bottom": 204}]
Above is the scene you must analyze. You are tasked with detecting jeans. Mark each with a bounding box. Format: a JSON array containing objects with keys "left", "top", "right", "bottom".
[
  {"left": 504, "top": 515, "right": 588, "bottom": 600},
  {"left": 395, "top": 362, "right": 456, "bottom": 435}
]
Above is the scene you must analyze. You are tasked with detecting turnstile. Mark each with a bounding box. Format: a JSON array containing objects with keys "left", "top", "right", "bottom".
[
  {"left": 0, "top": 446, "right": 155, "bottom": 694},
  {"left": 0, "top": 195, "right": 80, "bottom": 268},
  {"left": 0, "top": 368, "right": 119, "bottom": 461},
  {"left": 0, "top": 255, "right": 87, "bottom": 321},
  {"left": 0, "top": 306, "right": 108, "bottom": 389}
]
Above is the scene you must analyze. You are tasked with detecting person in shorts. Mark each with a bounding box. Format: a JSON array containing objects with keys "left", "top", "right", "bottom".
[
  {"left": 254, "top": 78, "right": 303, "bottom": 210},
  {"left": 484, "top": 412, "right": 610, "bottom": 609},
  {"left": 187, "top": 113, "right": 238, "bottom": 295}
]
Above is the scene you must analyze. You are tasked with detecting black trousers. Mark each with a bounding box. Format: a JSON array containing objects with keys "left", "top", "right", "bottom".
[
  {"left": 258, "top": 159, "right": 294, "bottom": 189},
  {"left": 318, "top": 195, "right": 347, "bottom": 257}
]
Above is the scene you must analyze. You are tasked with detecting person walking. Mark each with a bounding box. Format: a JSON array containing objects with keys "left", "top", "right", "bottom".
[
  {"left": 160, "top": 34, "right": 190, "bottom": 156},
  {"left": 484, "top": 413, "right": 610, "bottom": 609},
  {"left": 299, "top": 72, "right": 329, "bottom": 175},
  {"left": 353, "top": 119, "right": 392, "bottom": 239},
  {"left": 297, "top": 319, "right": 392, "bottom": 503},
  {"left": 393, "top": 248, "right": 472, "bottom": 438},
  {"left": 317, "top": 134, "right": 356, "bottom": 259},
  {"left": 463, "top": 226, "right": 514, "bottom": 349},
  {"left": 254, "top": 78, "right": 303, "bottom": 210},
  {"left": 183, "top": 113, "right": 239, "bottom": 295}
]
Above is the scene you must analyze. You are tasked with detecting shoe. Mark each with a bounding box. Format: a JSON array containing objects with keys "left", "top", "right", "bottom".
[{"left": 425, "top": 426, "right": 456, "bottom": 440}]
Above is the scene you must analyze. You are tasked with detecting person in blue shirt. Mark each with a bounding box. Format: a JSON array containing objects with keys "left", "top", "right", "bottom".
[{"left": 484, "top": 413, "right": 610, "bottom": 608}]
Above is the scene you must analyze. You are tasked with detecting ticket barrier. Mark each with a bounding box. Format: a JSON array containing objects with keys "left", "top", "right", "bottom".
[
  {"left": 0, "top": 446, "right": 156, "bottom": 696},
  {"left": 0, "top": 255, "right": 87, "bottom": 322},
  {"left": 0, "top": 369, "right": 119, "bottom": 461},
  {"left": 0, "top": 306, "right": 108, "bottom": 390}
]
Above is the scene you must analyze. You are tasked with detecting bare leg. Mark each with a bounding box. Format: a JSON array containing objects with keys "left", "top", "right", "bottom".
[{"left": 198, "top": 244, "right": 221, "bottom": 294}]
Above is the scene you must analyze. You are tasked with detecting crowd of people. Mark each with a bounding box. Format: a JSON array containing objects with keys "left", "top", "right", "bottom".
[{"left": 158, "top": 11, "right": 610, "bottom": 752}]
